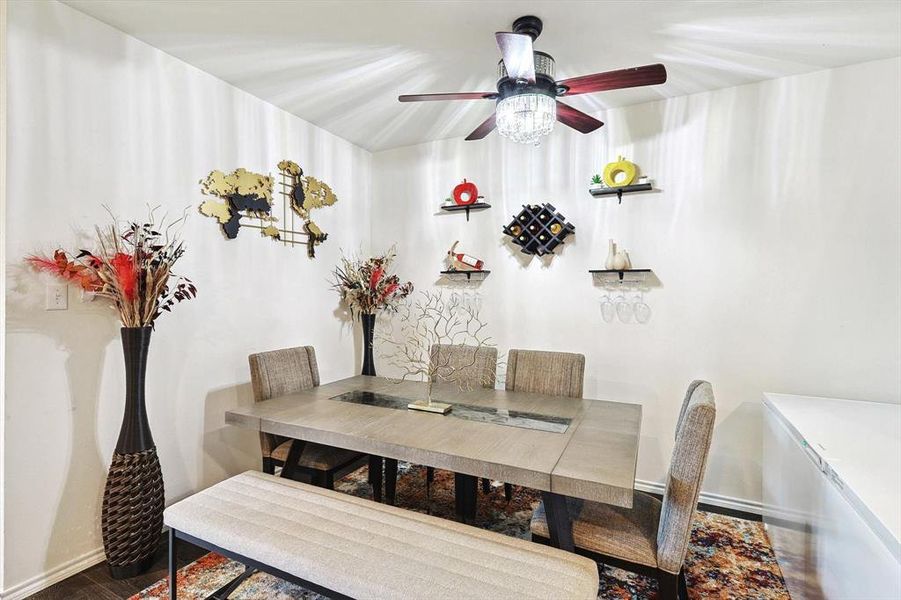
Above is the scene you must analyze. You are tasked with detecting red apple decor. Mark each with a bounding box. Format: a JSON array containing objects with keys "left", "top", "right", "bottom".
[{"left": 451, "top": 179, "right": 482, "bottom": 206}]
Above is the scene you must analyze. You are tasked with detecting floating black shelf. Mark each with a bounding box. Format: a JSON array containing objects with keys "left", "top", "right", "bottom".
[
  {"left": 440, "top": 269, "right": 490, "bottom": 280},
  {"left": 589, "top": 268, "right": 653, "bottom": 281},
  {"left": 440, "top": 202, "right": 491, "bottom": 221},
  {"left": 589, "top": 183, "right": 653, "bottom": 203}
]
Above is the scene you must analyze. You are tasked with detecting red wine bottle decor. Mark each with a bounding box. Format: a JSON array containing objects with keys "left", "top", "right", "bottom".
[
  {"left": 446, "top": 241, "right": 485, "bottom": 271},
  {"left": 502, "top": 203, "right": 575, "bottom": 256}
]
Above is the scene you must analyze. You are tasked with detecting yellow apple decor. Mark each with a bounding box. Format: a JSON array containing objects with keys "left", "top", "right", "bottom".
[{"left": 603, "top": 155, "right": 637, "bottom": 188}]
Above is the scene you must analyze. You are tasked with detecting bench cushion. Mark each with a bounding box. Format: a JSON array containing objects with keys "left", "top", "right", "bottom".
[{"left": 164, "top": 471, "right": 598, "bottom": 600}]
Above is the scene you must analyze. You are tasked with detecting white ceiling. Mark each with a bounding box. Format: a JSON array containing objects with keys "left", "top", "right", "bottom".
[{"left": 64, "top": 0, "right": 901, "bottom": 152}]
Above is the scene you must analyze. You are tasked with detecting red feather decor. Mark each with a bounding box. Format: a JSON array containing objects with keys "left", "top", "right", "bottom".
[
  {"left": 24, "top": 210, "right": 197, "bottom": 327},
  {"left": 110, "top": 252, "right": 137, "bottom": 301}
]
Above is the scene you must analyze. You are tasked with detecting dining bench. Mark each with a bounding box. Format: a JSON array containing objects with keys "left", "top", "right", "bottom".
[{"left": 164, "top": 471, "right": 599, "bottom": 600}]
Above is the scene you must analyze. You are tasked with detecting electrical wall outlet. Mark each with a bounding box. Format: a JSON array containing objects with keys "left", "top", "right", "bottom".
[{"left": 46, "top": 284, "right": 68, "bottom": 310}]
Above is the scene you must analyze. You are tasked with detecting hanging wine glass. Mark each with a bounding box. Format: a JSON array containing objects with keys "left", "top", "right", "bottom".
[
  {"left": 469, "top": 291, "right": 483, "bottom": 314},
  {"left": 599, "top": 289, "right": 615, "bottom": 323},
  {"left": 634, "top": 288, "right": 651, "bottom": 323},
  {"left": 614, "top": 281, "right": 632, "bottom": 323}
]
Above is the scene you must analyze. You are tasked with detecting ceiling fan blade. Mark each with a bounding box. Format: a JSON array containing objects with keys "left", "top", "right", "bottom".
[
  {"left": 557, "top": 63, "right": 667, "bottom": 96},
  {"left": 495, "top": 32, "right": 536, "bottom": 83},
  {"left": 556, "top": 101, "right": 604, "bottom": 134},
  {"left": 465, "top": 112, "right": 497, "bottom": 141},
  {"left": 398, "top": 92, "right": 497, "bottom": 102}
]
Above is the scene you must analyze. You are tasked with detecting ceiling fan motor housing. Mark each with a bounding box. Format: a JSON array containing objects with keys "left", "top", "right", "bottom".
[
  {"left": 496, "top": 52, "right": 557, "bottom": 101},
  {"left": 512, "top": 15, "right": 543, "bottom": 40}
]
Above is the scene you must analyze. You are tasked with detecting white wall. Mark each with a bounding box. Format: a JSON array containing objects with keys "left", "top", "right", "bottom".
[
  {"left": 371, "top": 57, "right": 901, "bottom": 508},
  {"left": 4, "top": 0, "right": 900, "bottom": 596},
  {"left": 3, "top": 1, "right": 371, "bottom": 595}
]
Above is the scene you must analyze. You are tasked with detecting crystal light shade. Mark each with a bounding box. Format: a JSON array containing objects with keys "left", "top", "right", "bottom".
[{"left": 496, "top": 93, "right": 556, "bottom": 145}]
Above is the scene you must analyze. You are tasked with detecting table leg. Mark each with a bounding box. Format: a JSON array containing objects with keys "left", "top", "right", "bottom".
[
  {"left": 384, "top": 458, "right": 398, "bottom": 506},
  {"left": 280, "top": 440, "right": 306, "bottom": 480},
  {"left": 454, "top": 473, "right": 477, "bottom": 523},
  {"left": 541, "top": 491, "right": 574, "bottom": 552},
  {"left": 368, "top": 455, "right": 383, "bottom": 503}
]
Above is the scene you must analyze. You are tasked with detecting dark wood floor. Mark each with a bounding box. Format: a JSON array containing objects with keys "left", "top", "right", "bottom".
[{"left": 26, "top": 534, "right": 205, "bottom": 600}]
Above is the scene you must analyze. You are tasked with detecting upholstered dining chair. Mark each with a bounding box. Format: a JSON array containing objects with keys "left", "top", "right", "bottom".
[
  {"left": 248, "top": 346, "right": 368, "bottom": 490},
  {"left": 505, "top": 348, "right": 585, "bottom": 398},
  {"left": 430, "top": 343, "right": 499, "bottom": 388},
  {"left": 495, "top": 349, "right": 585, "bottom": 500},
  {"left": 530, "top": 380, "right": 717, "bottom": 600},
  {"left": 424, "top": 344, "right": 499, "bottom": 497}
]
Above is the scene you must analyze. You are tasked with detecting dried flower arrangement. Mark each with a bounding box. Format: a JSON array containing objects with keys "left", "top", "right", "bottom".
[
  {"left": 26, "top": 209, "right": 197, "bottom": 327},
  {"left": 332, "top": 247, "right": 414, "bottom": 317}
]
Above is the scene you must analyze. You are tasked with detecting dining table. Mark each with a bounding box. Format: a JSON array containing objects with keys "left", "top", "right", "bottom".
[{"left": 224, "top": 374, "right": 642, "bottom": 552}]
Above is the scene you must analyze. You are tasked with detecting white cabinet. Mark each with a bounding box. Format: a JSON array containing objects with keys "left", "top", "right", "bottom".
[{"left": 763, "top": 394, "right": 900, "bottom": 599}]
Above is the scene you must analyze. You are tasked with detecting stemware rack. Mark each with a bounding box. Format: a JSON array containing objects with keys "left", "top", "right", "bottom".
[
  {"left": 589, "top": 268, "right": 653, "bottom": 281},
  {"left": 440, "top": 270, "right": 490, "bottom": 281}
]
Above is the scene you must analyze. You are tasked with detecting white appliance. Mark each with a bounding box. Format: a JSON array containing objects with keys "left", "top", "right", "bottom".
[{"left": 763, "top": 393, "right": 901, "bottom": 599}]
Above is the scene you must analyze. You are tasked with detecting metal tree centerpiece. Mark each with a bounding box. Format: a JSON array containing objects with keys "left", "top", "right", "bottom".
[
  {"left": 332, "top": 247, "right": 413, "bottom": 376},
  {"left": 376, "top": 290, "right": 497, "bottom": 414},
  {"left": 26, "top": 210, "right": 196, "bottom": 578}
]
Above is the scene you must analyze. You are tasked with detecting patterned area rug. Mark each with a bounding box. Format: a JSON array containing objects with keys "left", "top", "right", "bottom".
[{"left": 133, "top": 464, "right": 789, "bottom": 599}]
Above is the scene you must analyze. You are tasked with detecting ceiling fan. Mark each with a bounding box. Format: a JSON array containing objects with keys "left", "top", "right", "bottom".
[{"left": 398, "top": 15, "right": 667, "bottom": 145}]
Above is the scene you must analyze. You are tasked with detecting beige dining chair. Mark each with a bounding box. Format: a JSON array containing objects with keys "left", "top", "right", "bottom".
[
  {"left": 505, "top": 348, "right": 585, "bottom": 398},
  {"left": 424, "top": 344, "right": 499, "bottom": 497},
  {"left": 249, "top": 346, "right": 368, "bottom": 490},
  {"left": 530, "top": 380, "right": 717, "bottom": 600},
  {"left": 430, "top": 343, "right": 499, "bottom": 389},
  {"left": 491, "top": 349, "right": 586, "bottom": 499}
]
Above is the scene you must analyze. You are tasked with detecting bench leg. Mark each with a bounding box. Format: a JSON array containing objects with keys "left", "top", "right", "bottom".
[
  {"left": 168, "top": 529, "right": 177, "bottom": 600},
  {"left": 426, "top": 466, "right": 434, "bottom": 498},
  {"left": 368, "top": 455, "right": 383, "bottom": 502},
  {"left": 504, "top": 482, "right": 513, "bottom": 501},
  {"left": 262, "top": 457, "right": 275, "bottom": 475},
  {"left": 481, "top": 478, "right": 491, "bottom": 494},
  {"left": 280, "top": 440, "right": 306, "bottom": 480},
  {"left": 541, "top": 491, "right": 574, "bottom": 552},
  {"left": 385, "top": 458, "right": 398, "bottom": 506}
]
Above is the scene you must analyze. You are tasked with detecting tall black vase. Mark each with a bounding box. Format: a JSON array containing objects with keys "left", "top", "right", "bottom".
[
  {"left": 361, "top": 313, "right": 376, "bottom": 376},
  {"left": 101, "top": 327, "right": 164, "bottom": 579}
]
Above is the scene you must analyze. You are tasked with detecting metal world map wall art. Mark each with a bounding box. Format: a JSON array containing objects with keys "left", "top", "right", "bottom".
[{"left": 199, "top": 160, "right": 338, "bottom": 257}]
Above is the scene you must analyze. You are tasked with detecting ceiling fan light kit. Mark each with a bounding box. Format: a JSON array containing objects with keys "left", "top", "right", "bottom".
[
  {"left": 397, "top": 15, "right": 667, "bottom": 144},
  {"left": 496, "top": 93, "right": 556, "bottom": 145}
]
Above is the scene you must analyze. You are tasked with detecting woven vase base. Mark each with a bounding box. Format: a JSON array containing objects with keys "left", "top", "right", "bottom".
[{"left": 102, "top": 447, "right": 164, "bottom": 579}]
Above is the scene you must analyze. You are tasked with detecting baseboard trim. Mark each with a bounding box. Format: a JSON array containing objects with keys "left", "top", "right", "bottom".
[
  {"left": 635, "top": 479, "right": 763, "bottom": 518},
  {"left": 0, "top": 547, "right": 106, "bottom": 600}
]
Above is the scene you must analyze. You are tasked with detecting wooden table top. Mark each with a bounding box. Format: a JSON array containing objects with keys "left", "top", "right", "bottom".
[{"left": 226, "top": 375, "right": 642, "bottom": 508}]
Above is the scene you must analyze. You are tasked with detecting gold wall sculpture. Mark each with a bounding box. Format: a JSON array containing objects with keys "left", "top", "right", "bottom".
[{"left": 198, "top": 160, "right": 339, "bottom": 258}]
